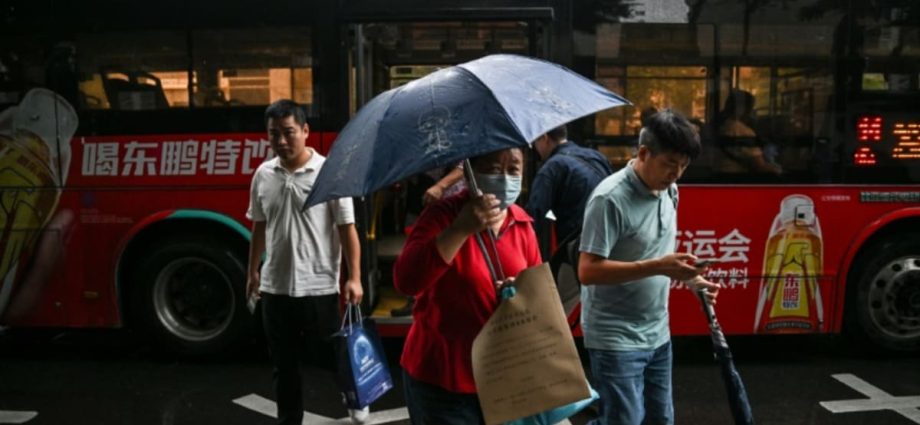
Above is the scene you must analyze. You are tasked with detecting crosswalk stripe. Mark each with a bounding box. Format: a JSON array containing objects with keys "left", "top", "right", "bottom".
[
  {"left": 0, "top": 411, "right": 38, "bottom": 424},
  {"left": 233, "top": 393, "right": 411, "bottom": 424}
]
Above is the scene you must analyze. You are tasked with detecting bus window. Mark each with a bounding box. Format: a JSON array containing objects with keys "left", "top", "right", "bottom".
[
  {"left": 191, "top": 28, "right": 313, "bottom": 109},
  {"left": 594, "top": 23, "right": 711, "bottom": 140},
  {"left": 860, "top": 25, "right": 919, "bottom": 92},
  {"left": 592, "top": 23, "right": 712, "bottom": 170},
  {"left": 716, "top": 66, "right": 833, "bottom": 182},
  {"left": 0, "top": 38, "right": 47, "bottom": 110},
  {"left": 846, "top": 19, "right": 920, "bottom": 182},
  {"left": 593, "top": 63, "right": 709, "bottom": 170},
  {"left": 594, "top": 64, "right": 626, "bottom": 137},
  {"left": 596, "top": 65, "right": 708, "bottom": 138},
  {"left": 718, "top": 23, "right": 836, "bottom": 57},
  {"left": 76, "top": 31, "right": 188, "bottom": 110}
]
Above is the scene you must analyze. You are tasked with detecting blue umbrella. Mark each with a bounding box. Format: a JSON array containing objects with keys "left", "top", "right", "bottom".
[{"left": 303, "top": 54, "right": 629, "bottom": 208}]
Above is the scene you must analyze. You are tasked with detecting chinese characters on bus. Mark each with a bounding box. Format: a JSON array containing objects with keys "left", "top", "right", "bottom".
[
  {"left": 672, "top": 228, "right": 751, "bottom": 290},
  {"left": 81, "top": 137, "right": 274, "bottom": 176}
]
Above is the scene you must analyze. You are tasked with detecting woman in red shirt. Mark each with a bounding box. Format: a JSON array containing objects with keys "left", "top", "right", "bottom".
[{"left": 394, "top": 147, "right": 542, "bottom": 424}]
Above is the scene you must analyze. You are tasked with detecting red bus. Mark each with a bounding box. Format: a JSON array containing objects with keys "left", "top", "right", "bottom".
[{"left": 1, "top": 0, "right": 918, "bottom": 355}]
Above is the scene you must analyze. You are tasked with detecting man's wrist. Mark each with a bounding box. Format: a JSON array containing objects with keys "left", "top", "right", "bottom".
[{"left": 636, "top": 258, "right": 656, "bottom": 275}]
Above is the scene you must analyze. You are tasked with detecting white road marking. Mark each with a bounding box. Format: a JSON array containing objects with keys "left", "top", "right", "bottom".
[
  {"left": 233, "top": 393, "right": 410, "bottom": 424},
  {"left": 820, "top": 373, "right": 920, "bottom": 423},
  {"left": 233, "top": 393, "right": 575, "bottom": 424},
  {"left": 233, "top": 394, "right": 332, "bottom": 423},
  {"left": 0, "top": 411, "right": 37, "bottom": 424},
  {"left": 832, "top": 373, "right": 896, "bottom": 398}
]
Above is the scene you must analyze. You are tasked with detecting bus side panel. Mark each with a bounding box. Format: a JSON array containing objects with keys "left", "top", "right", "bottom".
[
  {"left": 110, "top": 209, "right": 179, "bottom": 327},
  {"left": 1, "top": 190, "right": 90, "bottom": 327},
  {"left": 382, "top": 186, "right": 917, "bottom": 339},
  {"left": 668, "top": 186, "right": 917, "bottom": 337},
  {"left": 4, "top": 132, "right": 330, "bottom": 329},
  {"left": 831, "top": 207, "right": 920, "bottom": 333}
]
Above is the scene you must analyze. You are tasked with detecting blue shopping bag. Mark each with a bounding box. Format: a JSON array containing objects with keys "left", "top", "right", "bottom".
[{"left": 333, "top": 303, "right": 394, "bottom": 409}]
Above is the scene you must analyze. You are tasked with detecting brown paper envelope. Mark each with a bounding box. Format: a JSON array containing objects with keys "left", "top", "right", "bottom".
[{"left": 472, "top": 263, "right": 590, "bottom": 425}]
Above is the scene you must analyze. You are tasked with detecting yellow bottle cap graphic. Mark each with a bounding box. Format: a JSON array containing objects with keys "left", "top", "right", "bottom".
[{"left": 777, "top": 194, "right": 818, "bottom": 231}]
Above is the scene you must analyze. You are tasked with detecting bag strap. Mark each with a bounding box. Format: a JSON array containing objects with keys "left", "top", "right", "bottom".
[
  {"left": 339, "top": 302, "right": 364, "bottom": 332},
  {"left": 475, "top": 231, "right": 505, "bottom": 283},
  {"left": 668, "top": 184, "right": 678, "bottom": 209}
]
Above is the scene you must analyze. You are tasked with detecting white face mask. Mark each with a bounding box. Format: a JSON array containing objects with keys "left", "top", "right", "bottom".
[{"left": 473, "top": 172, "right": 522, "bottom": 209}]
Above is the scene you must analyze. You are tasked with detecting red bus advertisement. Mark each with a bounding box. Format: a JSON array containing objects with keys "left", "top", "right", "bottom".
[{"left": 1, "top": 0, "right": 918, "bottom": 355}]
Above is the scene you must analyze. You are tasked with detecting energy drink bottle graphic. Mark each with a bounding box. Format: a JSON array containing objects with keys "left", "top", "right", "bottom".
[
  {"left": 754, "top": 194, "right": 825, "bottom": 333},
  {"left": 0, "top": 88, "right": 78, "bottom": 316}
]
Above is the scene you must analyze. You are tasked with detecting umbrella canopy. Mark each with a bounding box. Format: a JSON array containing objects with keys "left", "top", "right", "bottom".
[{"left": 304, "top": 54, "right": 629, "bottom": 208}]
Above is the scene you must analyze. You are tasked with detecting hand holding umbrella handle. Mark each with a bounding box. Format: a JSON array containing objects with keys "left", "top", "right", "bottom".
[
  {"left": 463, "top": 159, "right": 506, "bottom": 284},
  {"left": 462, "top": 159, "right": 481, "bottom": 195},
  {"left": 696, "top": 288, "right": 717, "bottom": 325},
  {"left": 697, "top": 288, "right": 729, "bottom": 350}
]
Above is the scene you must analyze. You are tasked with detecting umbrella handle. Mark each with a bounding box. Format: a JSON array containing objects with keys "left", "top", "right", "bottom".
[
  {"left": 462, "top": 159, "right": 480, "bottom": 194},
  {"left": 463, "top": 159, "right": 506, "bottom": 283},
  {"left": 697, "top": 288, "right": 732, "bottom": 350},
  {"left": 696, "top": 289, "right": 717, "bottom": 325}
]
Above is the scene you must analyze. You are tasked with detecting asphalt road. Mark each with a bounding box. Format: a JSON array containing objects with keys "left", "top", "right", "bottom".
[{"left": 0, "top": 329, "right": 917, "bottom": 425}]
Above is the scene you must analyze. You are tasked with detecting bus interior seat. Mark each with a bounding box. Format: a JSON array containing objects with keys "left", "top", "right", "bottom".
[{"left": 101, "top": 70, "right": 169, "bottom": 110}]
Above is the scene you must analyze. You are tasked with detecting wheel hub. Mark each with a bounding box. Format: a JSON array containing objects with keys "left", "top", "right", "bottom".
[
  {"left": 153, "top": 257, "right": 235, "bottom": 342},
  {"left": 868, "top": 256, "right": 920, "bottom": 340}
]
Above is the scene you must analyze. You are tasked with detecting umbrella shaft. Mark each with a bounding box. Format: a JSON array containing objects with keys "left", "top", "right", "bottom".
[{"left": 463, "top": 159, "right": 505, "bottom": 282}]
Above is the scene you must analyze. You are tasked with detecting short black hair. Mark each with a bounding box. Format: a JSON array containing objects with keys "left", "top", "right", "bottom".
[
  {"left": 639, "top": 109, "right": 701, "bottom": 159},
  {"left": 264, "top": 99, "right": 307, "bottom": 126},
  {"left": 546, "top": 125, "right": 567, "bottom": 142}
]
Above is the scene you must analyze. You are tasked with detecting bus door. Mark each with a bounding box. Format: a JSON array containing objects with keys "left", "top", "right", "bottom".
[{"left": 343, "top": 11, "right": 552, "bottom": 327}]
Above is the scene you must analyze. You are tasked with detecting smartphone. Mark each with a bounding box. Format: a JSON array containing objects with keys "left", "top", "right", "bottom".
[{"left": 694, "top": 259, "right": 718, "bottom": 268}]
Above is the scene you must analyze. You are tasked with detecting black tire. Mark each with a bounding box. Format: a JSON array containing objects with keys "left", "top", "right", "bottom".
[
  {"left": 849, "top": 234, "right": 920, "bottom": 352},
  {"left": 129, "top": 235, "right": 252, "bottom": 357}
]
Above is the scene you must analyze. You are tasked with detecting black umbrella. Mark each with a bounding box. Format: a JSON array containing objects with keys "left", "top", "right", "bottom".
[{"left": 696, "top": 290, "right": 755, "bottom": 425}]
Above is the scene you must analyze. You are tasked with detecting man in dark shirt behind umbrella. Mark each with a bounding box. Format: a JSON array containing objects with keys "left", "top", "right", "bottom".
[{"left": 526, "top": 125, "right": 612, "bottom": 246}]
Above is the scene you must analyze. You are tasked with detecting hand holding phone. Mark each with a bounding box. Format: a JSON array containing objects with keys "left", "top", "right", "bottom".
[{"left": 695, "top": 259, "right": 717, "bottom": 268}]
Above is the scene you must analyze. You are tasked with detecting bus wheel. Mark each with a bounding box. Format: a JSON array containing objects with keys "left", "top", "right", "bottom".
[
  {"left": 130, "top": 236, "right": 250, "bottom": 356},
  {"left": 851, "top": 236, "right": 920, "bottom": 352}
]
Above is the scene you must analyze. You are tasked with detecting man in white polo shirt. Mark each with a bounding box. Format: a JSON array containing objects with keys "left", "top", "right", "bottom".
[{"left": 247, "top": 99, "right": 365, "bottom": 425}]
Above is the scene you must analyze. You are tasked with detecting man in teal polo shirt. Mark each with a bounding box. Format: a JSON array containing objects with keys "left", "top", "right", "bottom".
[{"left": 578, "top": 109, "right": 720, "bottom": 425}]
